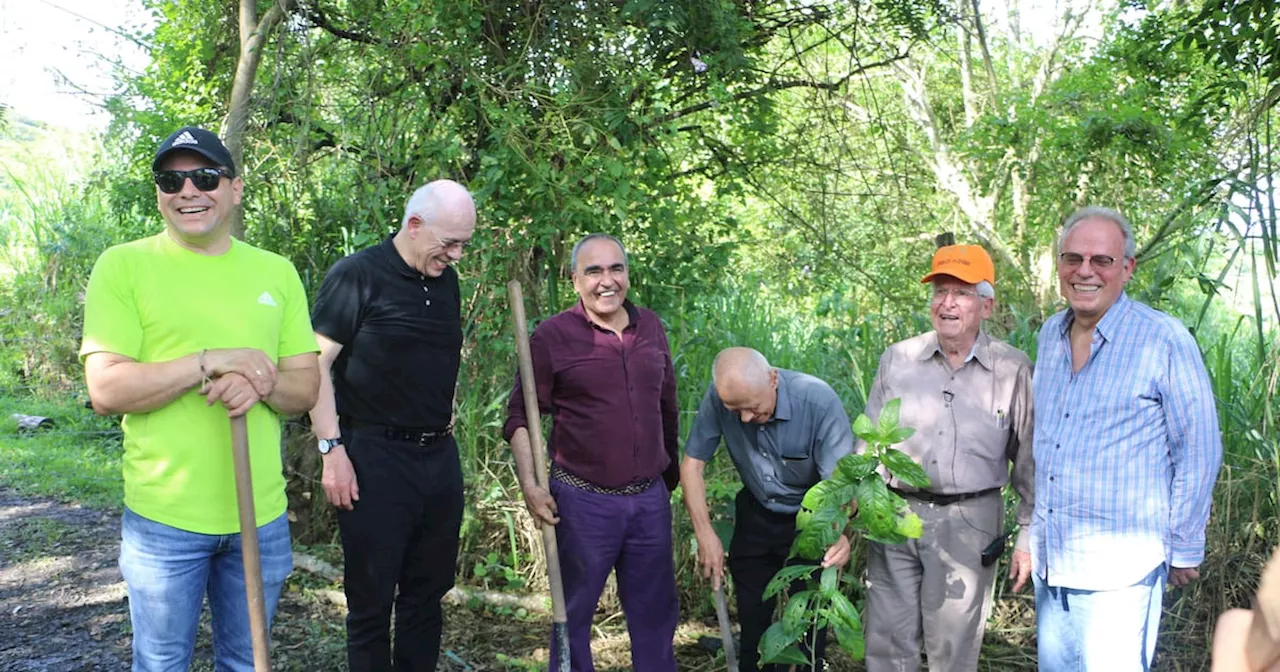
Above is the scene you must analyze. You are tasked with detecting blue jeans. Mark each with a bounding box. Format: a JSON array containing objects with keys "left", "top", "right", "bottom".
[
  {"left": 119, "top": 507, "right": 293, "bottom": 672},
  {"left": 1034, "top": 563, "right": 1167, "bottom": 671}
]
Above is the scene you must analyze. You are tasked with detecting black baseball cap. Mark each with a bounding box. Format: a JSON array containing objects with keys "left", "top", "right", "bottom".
[{"left": 152, "top": 126, "right": 237, "bottom": 176}]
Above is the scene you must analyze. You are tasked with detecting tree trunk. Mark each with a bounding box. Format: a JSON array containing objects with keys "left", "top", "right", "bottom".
[{"left": 223, "top": 0, "right": 295, "bottom": 240}]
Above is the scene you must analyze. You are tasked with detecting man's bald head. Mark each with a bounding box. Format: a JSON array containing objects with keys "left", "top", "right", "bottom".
[
  {"left": 402, "top": 179, "right": 476, "bottom": 230},
  {"left": 713, "top": 347, "right": 779, "bottom": 424},
  {"left": 398, "top": 179, "right": 477, "bottom": 277}
]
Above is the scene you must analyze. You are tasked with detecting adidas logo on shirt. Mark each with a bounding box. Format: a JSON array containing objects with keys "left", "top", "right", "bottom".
[
  {"left": 257, "top": 291, "right": 278, "bottom": 307},
  {"left": 172, "top": 130, "right": 199, "bottom": 146}
]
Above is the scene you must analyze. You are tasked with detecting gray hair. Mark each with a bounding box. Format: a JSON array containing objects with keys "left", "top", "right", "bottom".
[
  {"left": 570, "top": 233, "right": 628, "bottom": 273},
  {"left": 711, "top": 347, "right": 772, "bottom": 391},
  {"left": 976, "top": 280, "right": 995, "bottom": 299},
  {"left": 1060, "top": 206, "right": 1136, "bottom": 259},
  {"left": 400, "top": 180, "right": 475, "bottom": 229},
  {"left": 401, "top": 183, "right": 437, "bottom": 228}
]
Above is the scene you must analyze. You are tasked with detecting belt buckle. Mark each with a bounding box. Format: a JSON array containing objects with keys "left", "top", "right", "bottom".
[{"left": 417, "top": 431, "right": 434, "bottom": 447}]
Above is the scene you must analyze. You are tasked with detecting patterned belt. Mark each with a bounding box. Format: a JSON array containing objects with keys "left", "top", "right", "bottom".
[{"left": 550, "top": 464, "right": 654, "bottom": 496}]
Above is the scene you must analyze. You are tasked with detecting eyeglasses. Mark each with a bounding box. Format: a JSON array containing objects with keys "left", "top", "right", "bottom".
[
  {"left": 1058, "top": 252, "right": 1119, "bottom": 269},
  {"left": 153, "top": 168, "right": 232, "bottom": 194},
  {"left": 425, "top": 226, "right": 471, "bottom": 252},
  {"left": 931, "top": 287, "right": 980, "bottom": 303}
]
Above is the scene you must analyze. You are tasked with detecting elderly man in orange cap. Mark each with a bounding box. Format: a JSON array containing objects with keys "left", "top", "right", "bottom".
[{"left": 860, "top": 244, "right": 1035, "bottom": 672}]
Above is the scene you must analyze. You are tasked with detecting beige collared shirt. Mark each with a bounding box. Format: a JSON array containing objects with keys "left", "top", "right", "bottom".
[{"left": 860, "top": 330, "right": 1035, "bottom": 527}]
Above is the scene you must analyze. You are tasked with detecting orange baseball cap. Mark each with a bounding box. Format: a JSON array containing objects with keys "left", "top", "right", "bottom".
[{"left": 920, "top": 245, "right": 995, "bottom": 285}]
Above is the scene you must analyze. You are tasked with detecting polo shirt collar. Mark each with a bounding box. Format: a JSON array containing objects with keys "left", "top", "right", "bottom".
[
  {"left": 379, "top": 235, "right": 421, "bottom": 279},
  {"left": 770, "top": 370, "right": 793, "bottom": 422}
]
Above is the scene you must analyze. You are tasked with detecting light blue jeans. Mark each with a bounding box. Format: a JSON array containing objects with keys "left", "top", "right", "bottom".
[
  {"left": 119, "top": 507, "right": 293, "bottom": 672},
  {"left": 1034, "top": 563, "right": 1167, "bottom": 671}
]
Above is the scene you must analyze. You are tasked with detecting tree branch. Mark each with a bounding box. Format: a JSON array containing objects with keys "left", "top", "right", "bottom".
[{"left": 648, "top": 52, "right": 908, "bottom": 128}]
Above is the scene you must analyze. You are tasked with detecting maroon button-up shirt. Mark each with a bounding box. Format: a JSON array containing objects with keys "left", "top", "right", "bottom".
[{"left": 503, "top": 300, "right": 680, "bottom": 490}]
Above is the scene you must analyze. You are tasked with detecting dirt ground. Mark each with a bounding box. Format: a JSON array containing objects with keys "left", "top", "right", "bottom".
[{"left": 0, "top": 488, "right": 755, "bottom": 671}]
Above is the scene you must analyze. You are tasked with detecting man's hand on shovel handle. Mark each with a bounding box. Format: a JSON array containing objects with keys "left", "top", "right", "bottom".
[
  {"left": 696, "top": 530, "right": 726, "bottom": 591},
  {"left": 522, "top": 484, "right": 560, "bottom": 525}
]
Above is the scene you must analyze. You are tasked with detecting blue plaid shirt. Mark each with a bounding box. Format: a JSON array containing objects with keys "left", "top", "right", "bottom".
[{"left": 1031, "top": 292, "right": 1222, "bottom": 590}]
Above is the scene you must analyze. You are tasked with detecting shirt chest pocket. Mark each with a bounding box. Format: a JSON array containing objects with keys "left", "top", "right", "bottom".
[{"left": 776, "top": 440, "right": 817, "bottom": 487}]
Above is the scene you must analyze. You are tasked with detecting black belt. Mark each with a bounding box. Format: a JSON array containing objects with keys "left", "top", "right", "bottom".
[
  {"left": 890, "top": 486, "right": 1001, "bottom": 506},
  {"left": 550, "top": 464, "right": 654, "bottom": 496},
  {"left": 346, "top": 419, "right": 452, "bottom": 447}
]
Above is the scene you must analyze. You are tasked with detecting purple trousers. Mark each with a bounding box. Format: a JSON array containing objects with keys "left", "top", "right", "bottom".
[{"left": 549, "top": 478, "right": 679, "bottom": 672}]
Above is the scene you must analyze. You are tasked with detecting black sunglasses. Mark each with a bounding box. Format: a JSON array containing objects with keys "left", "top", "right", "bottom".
[{"left": 153, "top": 167, "right": 232, "bottom": 194}]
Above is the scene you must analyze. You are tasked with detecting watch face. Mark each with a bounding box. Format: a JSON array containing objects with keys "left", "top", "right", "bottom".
[{"left": 317, "top": 440, "right": 332, "bottom": 454}]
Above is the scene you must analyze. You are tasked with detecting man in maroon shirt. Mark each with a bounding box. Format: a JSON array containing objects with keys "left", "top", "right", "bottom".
[{"left": 505, "top": 233, "right": 680, "bottom": 671}]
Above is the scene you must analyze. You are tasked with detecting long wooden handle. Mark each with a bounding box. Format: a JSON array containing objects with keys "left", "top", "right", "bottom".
[
  {"left": 508, "top": 280, "right": 569, "bottom": 626},
  {"left": 230, "top": 415, "right": 271, "bottom": 671}
]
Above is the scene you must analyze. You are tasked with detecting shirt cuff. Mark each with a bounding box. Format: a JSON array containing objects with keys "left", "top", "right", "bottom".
[{"left": 1170, "top": 545, "right": 1204, "bottom": 569}]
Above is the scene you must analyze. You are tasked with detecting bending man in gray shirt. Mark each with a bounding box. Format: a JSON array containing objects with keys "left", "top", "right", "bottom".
[
  {"left": 681, "top": 347, "right": 854, "bottom": 672},
  {"left": 862, "top": 244, "right": 1035, "bottom": 672}
]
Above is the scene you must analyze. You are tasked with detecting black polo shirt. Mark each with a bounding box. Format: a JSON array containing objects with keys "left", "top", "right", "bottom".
[{"left": 311, "top": 235, "right": 462, "bottom": 429}]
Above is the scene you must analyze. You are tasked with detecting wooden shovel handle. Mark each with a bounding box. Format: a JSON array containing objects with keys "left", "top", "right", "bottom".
[
  {"left": 230, "top": 414, "right": 270, "bottom": 671},
  {"left": 508, "top": 280, "right": 569, "bottom": 626}
]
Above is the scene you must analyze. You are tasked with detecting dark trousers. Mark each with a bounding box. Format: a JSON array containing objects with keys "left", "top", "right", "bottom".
[
  {"left": 549, "top": 477, "right": 679, "bottom": 671},
  {"left": 337, "top": 429, "right": 464, "bottom": 672},
  {"left": 728, "top": 489, "right": 827, "bottom": 672}
]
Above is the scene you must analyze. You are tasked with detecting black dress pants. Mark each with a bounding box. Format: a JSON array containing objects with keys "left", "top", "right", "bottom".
[
  {"left": 337, "top": 429, "right": 464, "bottom": 672},
  {"left": 728, "top": 489, "right": 827, "bottom": 672}
]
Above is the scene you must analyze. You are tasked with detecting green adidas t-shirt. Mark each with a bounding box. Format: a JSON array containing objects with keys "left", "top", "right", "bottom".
[{"left": 80, "top": 233, "right": 318, "bottom": 534}]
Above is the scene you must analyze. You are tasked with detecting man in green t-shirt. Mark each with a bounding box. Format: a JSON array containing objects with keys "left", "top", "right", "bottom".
[{"left": 80, "top": 126, "right": 320, "bottom": 672}]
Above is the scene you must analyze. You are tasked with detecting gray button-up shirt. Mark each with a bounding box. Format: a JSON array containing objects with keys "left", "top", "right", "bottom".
[
  {"left": 861, "top": 330, "right": 1035, "bottom": 526},
  {"left": 685, "top": 369, "right": 855, "bottom": 514}
]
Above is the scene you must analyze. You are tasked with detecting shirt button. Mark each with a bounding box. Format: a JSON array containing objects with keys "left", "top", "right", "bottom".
[
  {"left": 1049, "top": 476, "right": 1055, "bottom": 482},
  {"left": 425, "top": 300, "right": 431, "bottom": 306},
  {"left": 766, "top": 476, "right": 774, "bottom": 482},
  {"left": 1064, "top": 412, "right": 1070, "bottom": 418}
]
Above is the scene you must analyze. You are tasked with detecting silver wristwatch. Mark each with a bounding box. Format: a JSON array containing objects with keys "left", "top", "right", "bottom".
[{"left": 317, "top": 437, "right": 343, "bottom": 455}]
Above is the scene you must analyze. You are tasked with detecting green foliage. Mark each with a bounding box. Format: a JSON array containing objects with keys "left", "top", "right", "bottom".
[{"left": 760, "top": 398, "right": 924, "bottom": 665}]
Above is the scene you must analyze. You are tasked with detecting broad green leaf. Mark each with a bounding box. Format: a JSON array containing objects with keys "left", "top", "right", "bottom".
[
  {"left": 762, "top": 564, "right": 819, "bottom": 600},
  {"left": 758, "top": 621, "right": 806, "bottom": 664},
  {"left": 833, "top": 621, "right": 866, "bottom": 659},
  {"left": 829, "top": 592, "right": 863, "bottom": 632},
  {"left": 836, "top": 453, "right": 879, "bottom": 485},
  {"left": 761, "top": 640, "right": 812, "bottom": 666},
  {"left": 887, "top": 426, "right": 916, "bottom": 443},
  {"left": 782, "top": 590, "right": 815, "bottom": 637},
  {"left": 895, "top": 511, "right": 924, "bottom": 538},
  {"left": 876, "top": 398, "right": 902, "bottom": 435},
  {"left": 790, "top": 506, "right": 843, "bottom": 559},
  {"left": 854, "top": 478, "right": 899, "bottom": 540},
  {"left": 881, "top": 448, "right": 931, "bottom": 489},
  {"left": 820, "top": 565, "right": 840, "bottom": 597},
  {"left": 803, "top": 480, "right": 855, "bottom": 512},
  {"left": 852, "top": 413, "right": 874, "bottom": 439},
  {"left": 801, "top": 480, "right": 836, "bottom": 511}
]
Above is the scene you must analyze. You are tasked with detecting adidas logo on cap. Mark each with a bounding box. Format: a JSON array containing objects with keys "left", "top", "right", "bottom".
[{"left": 171, "top": 130, "right": 199, "bottom": 147}]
